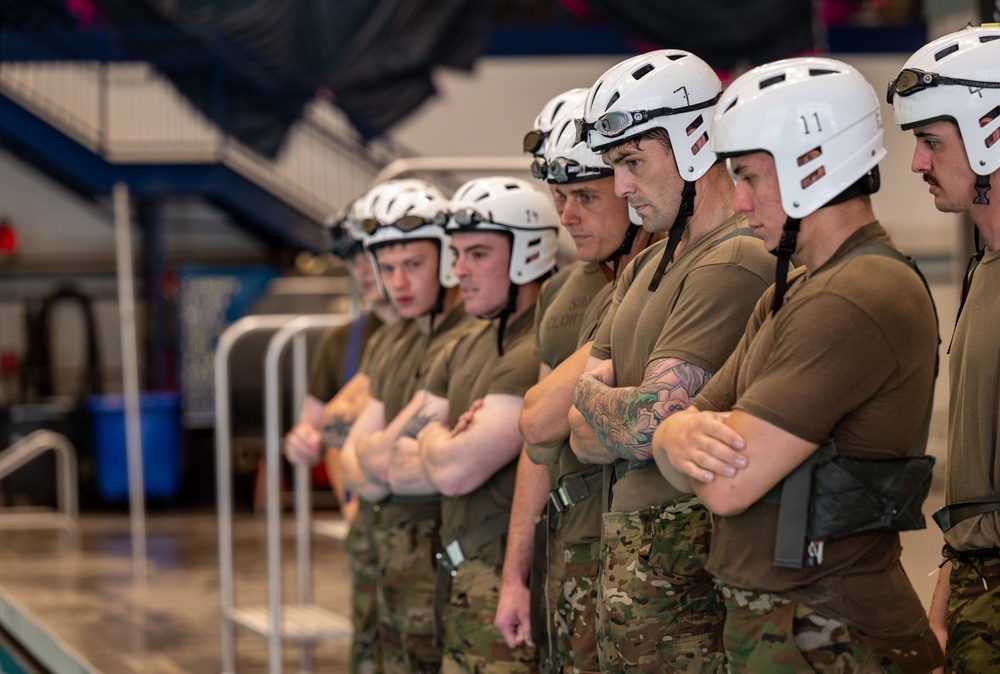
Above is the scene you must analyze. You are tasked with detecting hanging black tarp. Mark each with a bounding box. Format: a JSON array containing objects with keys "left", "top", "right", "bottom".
[
  {"left": 84, "top": 0, "right": 494, "bottom": 156},
  {"left": 563, "top": 0, "right": 817, "bottom": 73}
]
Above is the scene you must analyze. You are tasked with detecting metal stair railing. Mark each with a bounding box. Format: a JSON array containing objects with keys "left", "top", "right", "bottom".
[
  {"left": 0, "top": 429, "right": 80, "bottom": 549},
  {"left": 215, "top": 314, "right": 354, "bottom": 674},
  {"left": 0, "top": 57, "right": 394, "bottom": 223}
]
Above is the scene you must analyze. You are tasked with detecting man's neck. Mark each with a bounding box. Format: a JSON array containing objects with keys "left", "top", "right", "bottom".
[
  {"left": 488, "top": 283, "right": 540, "bottom": 331},
  {"left": 797, "top": 199, "right": 876, "bottom": 272},
  {"left": 674, "top": 167, "right": 735, "bottom": 260},
  {"left": 415, "top": 286, "right": 461, "bottom": 335}
]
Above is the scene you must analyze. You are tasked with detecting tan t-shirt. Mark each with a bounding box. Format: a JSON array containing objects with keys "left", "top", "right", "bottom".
[
  {"left": 591, "top": 214, "right": 773, "bottom": 512},
  {"left": 307, "top": 313, "right": 384, "bottom": 401},
  {"left": 555, "top": 279, "right": 618, "bottom": 545},
  {"left": 534, "top": 261, "right": 609, "bottom": 368},
  {"left": 946, "top": 246, "right": 1000, "bottom": 551},
  {"left": 369, "top": 303, "right": 470, "bottom": 420},
  {"left": 425, "top": 308, "right": 540, "bottom": 567},
  {"left": 696, "top": 222, "right": 938, "bottom": 639}
]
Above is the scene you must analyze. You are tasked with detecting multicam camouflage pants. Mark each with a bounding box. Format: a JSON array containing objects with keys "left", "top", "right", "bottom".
[
  {"left": 718, "top": 581, "right": 944, "bottom": 673},
  {"left": 346, "top": 501, "right": 382, "bottom": 674},
  {"left": 597, "top": 496, "right": 725, "bottom": 673},
  {"left": 551, "top": 539, "right": 600, "bottom": 674},
  {"left": 440, "top": 558, "right": 538, "bottom": 674},
  {"left": 947, "top": 553, "right": 1000, "bottom": 673},
  {"left": 372, "top": 514, "right": 441, "bottom": 674}
]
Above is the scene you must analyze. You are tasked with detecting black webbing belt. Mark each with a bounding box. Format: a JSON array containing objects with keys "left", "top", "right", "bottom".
[{"left": 549, "top": 471, "right": 603, "bottom": 513}]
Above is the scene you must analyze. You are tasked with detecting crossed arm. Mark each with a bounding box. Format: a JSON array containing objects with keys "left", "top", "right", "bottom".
[
  {"left": 520, "top": 342, "right": 594, "bottom": 463},
  {"left": 652, "top": 407, "right": 818, "bottom": 516},
  {"left": 386, "top": 391, "right": 450, "bottom": 495},
  {"left": 568, "top": 355, "right": 711, "bottom": 465},
  {"left": 417, "top": 393, "right": 526, "bottom": 497},
  {"left": 340, "top": 398, "right": 390, "bottom": 502}
]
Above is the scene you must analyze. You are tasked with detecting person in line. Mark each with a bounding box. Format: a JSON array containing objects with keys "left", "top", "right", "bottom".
[
  {"left": 656, "top": 56, "right": 944, "bottom": 672},
  {"left": 890, "top": 24, "right": 1000, "bottom": 673},
  {"left": 568, "top": 49, "right": 773, "bottom": 672}
]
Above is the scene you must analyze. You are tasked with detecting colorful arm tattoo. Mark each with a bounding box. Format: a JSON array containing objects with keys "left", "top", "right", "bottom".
[{"left": 573, "top": 358, "right": 710, "bottom": 462}]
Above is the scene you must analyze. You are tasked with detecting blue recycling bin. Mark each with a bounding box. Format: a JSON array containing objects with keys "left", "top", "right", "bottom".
[{"left": 87, "top": 391, "right": 182, "bottom": 502}]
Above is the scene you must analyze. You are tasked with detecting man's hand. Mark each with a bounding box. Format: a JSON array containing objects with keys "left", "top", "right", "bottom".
[
  {"left": 285, "top": 420, "right": 322, "bottom": 465},
  {"left": 583, "top": 359, "right": 615, "bottom": 387},
  {"left": 494, "top": 578, "right": 533, "bottom": 649},
  {"left": 653, "top": 408, "right": 746, "bottom": 484},
  {"left": 452, "top": 398, "right": 485, "bottom": 436},
  {"left": 340, "top": 497, "right": 359, "bottom": 524}
]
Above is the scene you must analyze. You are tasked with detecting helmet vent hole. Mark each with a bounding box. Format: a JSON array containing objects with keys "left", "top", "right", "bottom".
[
  {"left": 982, "top": 35, "right": 1000, "bottom": 43},
  {"left": 631, "top": 64, "right": 655, "bottom": 80},
  {"left": 798, "top": 147, "right": 825, "bottom": 189},
  {"left": 526, "top": 250, "right": 540, "bottom": 264},
  {"left": 687, "top": 115, "right": 704, "bottom": 135},
  {"left": 808, "top": 68, "right": 836, "bottom": 76},
  {"left": 934, "top": 44, "right": 959, "bottom": 60},
  {"left": 690, "top": 132, "right": 709, "bottom": 156},
  {"left": 759, "top": 74, "right": 785, "bottom": 89},
  {"left": 667, "top": 53, "right": 685, "bottom": 61},
  {"left": 723, "top": 98, "right": 738, "bottom": 113},
  {"left": 605, "top": 92, "right": 620, "bottom": 111},
  {"left": 505, "top": 183, "right": 520, "bottom": 190}
]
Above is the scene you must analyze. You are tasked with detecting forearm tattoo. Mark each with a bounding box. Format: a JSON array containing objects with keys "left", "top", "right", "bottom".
[
  {"left": 573, "top": 359, "right": 710, "bottom": 462},
  {"left": 400, "top": 404, "right": 437, "bottom": 439},
  {"left": 323, "top": 414, "right": 356, "bottom": 448}
]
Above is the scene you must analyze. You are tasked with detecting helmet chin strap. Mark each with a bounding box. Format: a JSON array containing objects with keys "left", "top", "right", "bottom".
[
  {"left": 493, "top": 281, "right": 520, "bottom": 356},
  {"left": 606, "top": 222, "right": 640, "bottom": 280},
  {"left": 974, "top": 174, "right": 992, "bottom": 205},
  {"left": 647, "top": 180, "right": 696, "bottom": 292},
  {"left": 769, "top": 217, "right": 801, "bottom": 316}
]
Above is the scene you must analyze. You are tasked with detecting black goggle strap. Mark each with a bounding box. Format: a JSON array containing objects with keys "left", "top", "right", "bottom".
[
  {"left": 974, "top": 174, "right": 992, "bottom": 206},
  {"left": 495, "top": 280, "right": 520, "bottom": 356},
  {"left": 770, "top": 217, "right": 801, "bottom": 316},
  {"left": 887, "top": 68, "right": 1000, "bottom": 103},
  {"left": 647, "top": 180, "right": 696, "bottom": 292}
]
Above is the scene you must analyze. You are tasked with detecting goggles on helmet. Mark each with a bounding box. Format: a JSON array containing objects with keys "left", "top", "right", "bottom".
[
  {"left": 324, "top": 222, "right": 363, "bottom": 260},
  {"left": 523, "top": 129, "right": 548, "bottom": 154},
  {"left": 886, "top": 67, "right": 1000, "bottom": 103},
  {"left": 361, "top": 214, "right": 442, "bottom": 236},
  {"left": 446, "top": 207, "right": 542, "bottom": 233},
  {"left": 546, "top": 157, "right": 614, "bottom": 183},
  {"left": 574, "top": 93, "right": 722, "bottom": 143},
  {"left": 529, "top": 156, "right": 548, "bottom": 180}
]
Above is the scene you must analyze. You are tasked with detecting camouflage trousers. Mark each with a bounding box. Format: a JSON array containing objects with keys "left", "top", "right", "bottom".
[
  {"left": 597, "top": 496, "right": 725, "bottom": 673},
  {"left": 372, "top": 513, "right": 442, "bottom": 674},
  {"left": 550, "top": 539, "right": 600, "bottom": 674},
  {"left": 946, "top": 551, "right": 1000, "bottom": 673},
  {"left": 346, "top": 501, "right": 382, "bottom": 674},
  {"left": 440, "top": 558, "right": 538, "bottom": 673},
  {"left": 718, "top": 581, "right": 944, "bottom": 673}
]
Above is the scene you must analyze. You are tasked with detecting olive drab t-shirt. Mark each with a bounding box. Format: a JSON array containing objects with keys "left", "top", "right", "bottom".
[
  {"left": 424, "top": 308, "right": 540, "bottom": 567},
  {"left": 307, "top": 313, "right": 384, "bottom": 401},
  {"left": 368, "top": 303, "right": 470, "bottom": 420},
  {"left": 946, "top": 246, "right": 1000, "bottom": 552},
  {"left": 533, "top": 261, "right": 609, "bottom": 369},
  {"left": 533, "top": 261, "right": 611, "bottom": 546},
  {"left": 695, "top": 223, "right": 938, "bottom": 639},
  {"left": 590, "top": 214, "right": 773, "bottom": 513},
  {"left": 553, "top": 278, "right": 617, "bottom": 546}
]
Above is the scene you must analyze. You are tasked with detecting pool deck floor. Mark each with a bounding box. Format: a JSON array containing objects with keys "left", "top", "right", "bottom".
[{"left": 0, "top": 509, "right": 353, "bottom": 674}]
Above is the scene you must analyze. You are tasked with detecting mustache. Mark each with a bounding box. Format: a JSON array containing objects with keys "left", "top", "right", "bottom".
[{"left": 922, "top": 174, "right": 938, "bottom": 186}]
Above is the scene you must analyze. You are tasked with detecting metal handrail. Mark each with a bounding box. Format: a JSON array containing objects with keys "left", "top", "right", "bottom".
[
  {"left": 215, "top": 313, "right": 352, "bottom": 674},
  {"left": 0, "top": 429, "right": 80, "bottom": 549}
]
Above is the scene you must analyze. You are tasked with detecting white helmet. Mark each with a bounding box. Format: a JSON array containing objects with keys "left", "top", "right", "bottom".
[
  {"left": 524, "top": 88, "right": 589, "bottom": 158},
  {"left": 890, "top": 25, "right": 1000, "bottom": 177},
  {"left": 446, "top": 177, "right": 559, "bottom": 284},
  {"left": 538, "top": 103, "right": 615, "bottom": 184},
  {"left": 712, "top": 57, "right": 885, "bottom": 219},
  {"left": 362, "top": 179, "right": 457, "bottom": 292},
  {"left": 579, "top": 50, "right": 721, "bottom": 179}
]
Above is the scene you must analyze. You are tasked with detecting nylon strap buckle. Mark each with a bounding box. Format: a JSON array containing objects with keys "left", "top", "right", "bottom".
[{"left": 435, "top": 540, "right": 465, "bottom": 576}]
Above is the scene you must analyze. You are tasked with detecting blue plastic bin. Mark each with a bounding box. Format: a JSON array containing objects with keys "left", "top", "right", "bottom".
[{"left": 87, "top": 391, "right": 182, "bottom": 502}]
